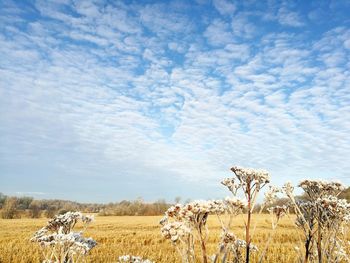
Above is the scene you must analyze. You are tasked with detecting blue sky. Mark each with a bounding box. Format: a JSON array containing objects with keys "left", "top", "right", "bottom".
[{"left": 0, "top": 0, "right": 349, "bottom": 203}]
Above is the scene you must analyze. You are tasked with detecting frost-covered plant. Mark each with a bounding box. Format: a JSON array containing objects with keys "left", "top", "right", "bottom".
[
  {"left": 160, "top": 200, "right": 233, "bottom": 263},
  {"left": 118, "top": 255, "right": 154, "bottom": 263},
  {"left": 160, "top": 165, "right": 277, "bottom": 263},
  {"left": 220, "top": 166, "right": 271, "bottom": 263},
  {"left": 283, "top": 180, "right": 350, "bottom": 263},
  {"left": 31, "top": 211, "right": 96, "bottom": 263}
]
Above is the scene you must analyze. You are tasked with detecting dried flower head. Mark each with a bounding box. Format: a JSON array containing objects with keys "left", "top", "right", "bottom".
[
  {"left": 299, "top": 180, "right": 344, "bottom": 199},
  {"left": 118, "top": 255, "right": 154, "bottom": 263},
  {"left": 282, "top": 182, "right": 294, "bottom": 198},
  {"left": 221, "top": 178, "right": 239, "bottom": 193},
  {"left": 221, "top": 231, "right": 236, "bottom": 244},
  {"left": 161, "top": 221, "right": 191, "bottom": 243},
  {"left": 233, "top": 239, "right": 259, "bottom": 252},
  {"left": 231, "top": 166, "right": 270, "bottom": 185},
  {"left": 316, "top": 196, "right": 350, "bottom": 224},
  {"left": 31, "top": 211, "right": 96, "bottom": 262},
  {"left": 264, "top": 186, "right": 280, "bottom": 205}
]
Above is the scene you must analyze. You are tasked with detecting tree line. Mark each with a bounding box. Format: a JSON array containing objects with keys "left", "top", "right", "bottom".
[
  {"left": 0, "top": 193, "right": 171, "bottom": 219},
  {"left": 1, "top": 187, "right": 349, "bottom": 219}
]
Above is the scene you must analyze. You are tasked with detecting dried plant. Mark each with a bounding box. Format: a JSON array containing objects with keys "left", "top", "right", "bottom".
[
  {"left": 160, "top": 165, "right": 281, "bottom": 263},
  {"left": 31, "top": 211, "right": 96, "bottom": 263},
  {"left": 283, "top": 180, "right": 350, "bottom": 263},
  {"left": 160, "top": 200, "right": 231, "bottom": 263},
  {"left": 221, "top": 166, "right": 271, "bottom": 263}
]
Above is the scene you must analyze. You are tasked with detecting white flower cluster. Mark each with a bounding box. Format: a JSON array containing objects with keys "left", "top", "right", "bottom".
[
  {"left": 31, "top": 211, "right": 96, "bottom": 261},
  {"left": 220, "top": 231, "right": 258, "bottom": 252},
  {"left": 282, "top": 182, "right": 294, "bottom": 198},
  {"left": 221, "top": 231, "right": 236, "bottom": 244},
  {"left": 43, "top": 211, "right": 94, "bottom": 234},
  {"left": 233, "top": 239, "right": 258, "bottom": 252},
  {"left": 160, "top": 221, "right": 191, "bottom": 243},
  {"left": 230, "top": 166, "right": 270, "bottom": 185},
  {"left": 118, "top": 255, "right": 154, "bottom": 263},
  {"left": 221, "top": 178, "right": 238, "bottom": 193},
  {"left": 177, "top": 200, "right": 226, "bottom": 222},
  {"left": 224, "top": 197, "right": 246, "bottom": 212},
  {"left": 299, "top": 180, "right": 344, "bottom": 198},
  {"left": 316, "top": 196, "right": 350, "bottom": 223},
  {"left": 33, "top": 229, "right": 96, "bottom": 254},
  {"left": 164, "top": 199, "right": 245, "bottom": 224}
]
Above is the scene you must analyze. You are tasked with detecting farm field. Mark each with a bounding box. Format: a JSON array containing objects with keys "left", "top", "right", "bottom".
[{"left": 0, "top": 214, "right": 302, "bottom": 263}]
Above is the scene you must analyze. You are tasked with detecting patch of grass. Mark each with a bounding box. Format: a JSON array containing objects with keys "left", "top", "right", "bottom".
[{"left": 0, "top": 214, "right": 301, "bottom": 263}]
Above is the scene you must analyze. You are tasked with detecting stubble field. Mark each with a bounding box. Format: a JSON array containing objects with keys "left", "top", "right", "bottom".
[{"left": 0, "top": 214, "right": 302, "bottom": 263}]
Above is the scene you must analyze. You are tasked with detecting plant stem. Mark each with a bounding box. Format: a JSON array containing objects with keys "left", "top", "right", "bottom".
[
  {"left": 198, "top": 227, "right": 208, "bottom": 263},
  {"left": 246, "top": 182, "right": 251, "bottom": 263},
  {"left": 317, "top": 225, "right": 322, "bottom": 263},
  {"left": 304, "top": 232, "right": 312, "bottom": 263}
]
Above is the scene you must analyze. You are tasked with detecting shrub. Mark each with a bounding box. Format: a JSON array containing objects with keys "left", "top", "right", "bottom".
[{"left": 1, "top": 197, "right": 18, "bottom": 219}]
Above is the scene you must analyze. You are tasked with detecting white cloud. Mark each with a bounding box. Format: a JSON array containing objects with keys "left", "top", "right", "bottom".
[
  {"left": 277, "top": 7, "right": 304, "bottom": 27},
  {"left": 231, "top": 13, "right": 256, "bottom": 38},
  {"left": 213, "top": 0, "right": 236, "bottom": 16},
  {"left": 204, "top": 19, "right": 233, "bottom": 46}
]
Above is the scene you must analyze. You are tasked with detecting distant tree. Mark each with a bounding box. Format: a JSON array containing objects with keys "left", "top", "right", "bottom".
[
  {"left": 29, "top": 200, "right": 41, "bottom": 218},
  {"left": 0, "top": 193, "right": 6, "bottom": 209},
  {"left": 1, "top": 197, "right": 18, "bottom": 219},
  {"left": 44, "top": 206, "right": 57, "bottom": 218},
  {"left": 17, "top": 196, "right": 33, "bottom": 210}
]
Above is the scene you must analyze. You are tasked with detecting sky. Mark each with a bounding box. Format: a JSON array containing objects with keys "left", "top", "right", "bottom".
[{"left": 0, "top": 0, "right": 350, "bottom": 203}]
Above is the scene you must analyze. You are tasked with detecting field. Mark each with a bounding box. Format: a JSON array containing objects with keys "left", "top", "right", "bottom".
[{"left": 0, "top": 214, "right": 303, "bottom": 263}]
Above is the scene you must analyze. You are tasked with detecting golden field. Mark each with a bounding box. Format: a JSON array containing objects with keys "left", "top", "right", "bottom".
[{"left": 0, "top": 214, "right": 302, "bottom": 263}]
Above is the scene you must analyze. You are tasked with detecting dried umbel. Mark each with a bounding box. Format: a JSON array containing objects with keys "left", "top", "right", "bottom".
[
  {"left": 42, "top": 211, "right": 93, "bottom": 234},
  {"left": 316, "top": 196, "right": 350, "bottom": 228},
  {"left": 178, "top": 200, "right": 232, "bottom": 225},
  {"left": 299, "top": 180, "right": 344, "bottom": 199},
  {"left": 164, "top": 199, "right": 244, "bottom": 227},
  {"left": 118, "top": 255, "right": 154, "bottom": 263},
  {"left": 233, "top": 239, "right": 258, "bottom": 252},
  {"left": 215, "top": 230, "right": 259, "bottom": 263},
  {"left": 31, "top": 211, "right": 96, "bottom": 263},
  {"left": 221, "top": 178, "right": 238, "bottom": 194},
  {"left": 219, "top": 231, "right": 259, "bottom": 252},
  {"left": 161, "top": 221, "right": 191, "bottom": 243},
  {"left": 264, "top": 186, "right": 280, "bottom": 206},
  {"left": 221, "top": 231, "right": 236, "bottom": 244},
  {"left": 230, "top": 166, "right": 270, "bottom": 188}
]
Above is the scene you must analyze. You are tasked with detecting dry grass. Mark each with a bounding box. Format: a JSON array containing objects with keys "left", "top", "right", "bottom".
[{"left": 0, "top": 214, "right": 302, "bottom": 263}]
